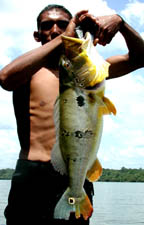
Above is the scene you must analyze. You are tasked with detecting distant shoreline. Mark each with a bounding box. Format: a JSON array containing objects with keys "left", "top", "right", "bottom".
[{"left": 0, "top": 167, "right": 144, "bottom": 182}]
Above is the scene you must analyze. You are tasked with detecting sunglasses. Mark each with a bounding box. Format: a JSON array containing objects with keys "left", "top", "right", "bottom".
[{"left": 40, "top": 20, "right": 69, "bottom": 30}]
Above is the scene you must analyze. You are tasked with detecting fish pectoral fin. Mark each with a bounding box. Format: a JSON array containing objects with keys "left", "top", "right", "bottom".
[
  {"left": 51, "top": 96, "right": 67, "bottom": 175},
  {"left": 87, "top": 158, "right": 103, "bottom": 182},
  {"left": 51, "top": 140, "right": 67, "bottom": 175},
  {"left": 103, "top": 96, "right": 117, "bottom": 115}
]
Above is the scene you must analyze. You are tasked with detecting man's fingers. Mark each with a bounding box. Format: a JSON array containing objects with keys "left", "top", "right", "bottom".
[
  {"left": 98, "top": 32, "right": 113, "bottom": 46},
  {"left": 76, "top": 10, "right": 89, "bottom": 17},
  {"left": 74, "top": 10, "right": 89, "bottom": 23},
  {"left": 93, "top": 38, "right": 99, "bottom": 46},
  {"left": 79, "top": 13, "right": 95, "bottom": 22}
]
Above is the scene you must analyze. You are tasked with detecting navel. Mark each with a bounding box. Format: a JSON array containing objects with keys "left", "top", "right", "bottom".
[{"left": 39, "top": 100, "right": 46, "bottom": 107}]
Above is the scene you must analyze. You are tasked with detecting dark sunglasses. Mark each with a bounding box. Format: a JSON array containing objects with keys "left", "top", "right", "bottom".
[{"left": 40, "top": 20, "right": 69, "bottom": 30}]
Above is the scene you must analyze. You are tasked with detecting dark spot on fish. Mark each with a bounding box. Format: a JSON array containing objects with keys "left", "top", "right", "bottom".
[
  {"left": 79, "top": 83, "right": 85, "bottom": 87},
  {"left": 75, "top": 131, "right": 83, "bottom": 138},
  {"left": 85, "top": 130, "right": 93, "bottom": 136},
  {"left": 74, "top": 130, "right": 93, "bottom": 139},
  {"left": 72, "top": 158, "right": 77, "bottom": 162},
  {"left": 88, "top": 93, "right": 95, "bottom": 103},
  {"left": 74, "top": 77, "right": 80, "bottom": 84},
  {"left": 61, "top": 129, "right": 70, "bottom": 137},
  {"left": 63, "top": 99, "right": 68, "bottom": 103},
  {"left": 74, "top": 77, "right": 85, "bottom": 87},
  {"left": 76, "top": 96, "right": 85, "bottom": 107}
]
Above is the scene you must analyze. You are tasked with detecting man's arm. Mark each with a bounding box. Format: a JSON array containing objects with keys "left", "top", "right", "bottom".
[
  {"left": 106, "top": 17, "right": 144, "bottom": 79},
  {"left": 0, "top": 10, "right": 87, "bottom": 91},
  {"left": 0, "top": 35, "right": 63, "bottom": 91},
  {"left": 78, "top": 13, "right": 144, "bottom": 79}
]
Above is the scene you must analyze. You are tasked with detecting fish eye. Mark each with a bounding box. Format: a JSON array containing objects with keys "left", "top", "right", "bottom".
[
  {"left": 62, "top": 59, "right": 71, "bottom": 69},
  {"left": 64, "top": 62, "right": 70, "bottom": 68}
]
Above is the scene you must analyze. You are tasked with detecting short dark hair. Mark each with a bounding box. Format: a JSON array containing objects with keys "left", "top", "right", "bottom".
[{"left": 37, "top": 4, "right": 73, "bottom": 29}]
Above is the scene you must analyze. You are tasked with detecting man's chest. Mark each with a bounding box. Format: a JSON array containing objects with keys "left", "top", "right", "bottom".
[{"left": 30, "top": 68, "right": 59, "bottom": 109}]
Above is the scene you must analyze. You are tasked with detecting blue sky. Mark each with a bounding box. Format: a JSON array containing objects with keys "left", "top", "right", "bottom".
[{"left": 0, "top": 0, "right": 144, "bottom": 169}]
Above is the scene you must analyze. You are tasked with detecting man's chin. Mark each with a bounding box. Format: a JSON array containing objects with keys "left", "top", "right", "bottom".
[
  {"left": 41, "top": 37, "right": 59, "bottom": 45},
  {"left": 41, "top": 40, "right": 50, "bottom": 45}
]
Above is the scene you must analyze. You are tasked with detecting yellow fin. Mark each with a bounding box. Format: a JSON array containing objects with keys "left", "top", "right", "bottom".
[
  {"left": 103, "top": 96, "right": 117, "bottom": 115},
  {"left": 87, "top": 158, "right": 103, "bottom": 182},
  {"left": 88, "top": 61, "right": 110, "bottom": 87},
  {"left": 100, "top": 104, "right": 111, "bottom": 115}
]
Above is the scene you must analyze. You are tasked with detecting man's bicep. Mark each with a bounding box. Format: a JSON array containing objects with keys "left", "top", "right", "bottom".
[
  {"left": 106, "top": 52, "right": 144, "bottom": 80},
  {"left": 106, "top": 54, "right": 136, "bottom": 79}
]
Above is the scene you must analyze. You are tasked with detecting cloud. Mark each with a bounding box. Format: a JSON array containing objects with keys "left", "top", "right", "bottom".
[
  {"left": 0, "top": 33, "right": 14, "bottom": 67},
  {"left": 0, "top": 88, "right": 17, "bottom": 128},
  {"left": 0, "top": 129, "right": 19, "bottom": 169},
  {"left": 121, "top": 0, "right": 144, "bottom": 29},
  {"left": 0, "top": 87, "right": 20, "bottom": 169},
  {"left": 97, "top": 71, "right": 144, "bottom": 169},
  {"left": 97, "top": 32, "right": 128, "bottom": 59}
]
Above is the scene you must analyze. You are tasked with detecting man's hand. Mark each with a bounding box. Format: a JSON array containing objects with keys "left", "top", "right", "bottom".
[
  {"left": 78, "top": 13, "right": 123, "bottom": 46},
  {"left": 64, "top": 10, "right": 89, "bottom": 37}
]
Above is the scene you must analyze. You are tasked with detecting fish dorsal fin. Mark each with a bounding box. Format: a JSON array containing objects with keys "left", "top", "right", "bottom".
[
  {"left": 87, "top": 158, "right": 103, "bottom": 182},
  {"left": 103, "top": 96, "right": 117, "bottom": 115}
]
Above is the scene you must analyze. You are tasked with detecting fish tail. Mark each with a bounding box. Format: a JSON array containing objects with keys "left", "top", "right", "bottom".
[
  {"left": 54, "top": 187, "right": 75, "bottom": 220},
  {"left": 54, "top": 188, "right": 93, "bottom": 220},
  {"left": 75, "top": 190, "right": 93, "bottom": 220}
]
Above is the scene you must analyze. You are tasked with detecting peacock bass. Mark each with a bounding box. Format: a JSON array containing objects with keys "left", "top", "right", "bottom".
[{"left": 51, "top": 32, "right": 116, "bottom": 220}]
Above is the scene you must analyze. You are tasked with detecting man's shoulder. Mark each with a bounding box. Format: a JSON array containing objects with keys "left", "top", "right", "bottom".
[{"left": 34, "top": 67, "right": 59, "bottom": 79}]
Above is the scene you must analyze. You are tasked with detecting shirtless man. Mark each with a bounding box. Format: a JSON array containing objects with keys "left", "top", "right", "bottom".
[{"left": 0, "top": 4, "right": 144, "bottom": 225}]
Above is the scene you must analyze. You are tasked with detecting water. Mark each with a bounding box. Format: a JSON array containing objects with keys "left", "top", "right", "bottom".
[
  {"left": 0, "top": 180, "right": 10, "bottom": 225},
  {"left": 0, "top": 181, "right": 144, "bottom": 225},
  {"left": 91, "top": 182, "right": 144, "bottom": 225}
]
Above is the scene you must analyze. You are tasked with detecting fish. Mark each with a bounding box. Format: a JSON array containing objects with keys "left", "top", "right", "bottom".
[{"left": 51, "top": 31, "right": 116, "bottom": 220}]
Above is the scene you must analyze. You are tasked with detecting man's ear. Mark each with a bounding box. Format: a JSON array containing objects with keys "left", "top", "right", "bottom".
[{"left": 33, "top": 31, "right": 41, "bottom": 42}]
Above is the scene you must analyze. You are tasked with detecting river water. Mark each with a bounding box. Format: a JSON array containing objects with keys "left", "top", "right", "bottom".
[{"left": 0, "top": 180, "right": 144, "bottom": 225}]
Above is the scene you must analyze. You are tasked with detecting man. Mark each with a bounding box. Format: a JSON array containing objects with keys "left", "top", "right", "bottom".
[{"left": 0, "top": 4, "right": 144, "bottom": 225}]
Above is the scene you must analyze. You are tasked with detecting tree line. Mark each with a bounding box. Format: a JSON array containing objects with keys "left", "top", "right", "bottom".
[
  {"left": 99, "top": 167, "right": 144, "bottom": 182},
  {"left": 0, "top": 167, "right": 144, "bottom": 182}
]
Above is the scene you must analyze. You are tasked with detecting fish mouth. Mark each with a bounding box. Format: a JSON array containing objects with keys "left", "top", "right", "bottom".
[{"left": 61, "top": 32, "right": 91, "bottom": 58}]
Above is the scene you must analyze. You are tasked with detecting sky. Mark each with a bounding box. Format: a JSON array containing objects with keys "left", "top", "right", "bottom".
[{"left": 0, "top": 0, "right": 144, "bottom": 169}]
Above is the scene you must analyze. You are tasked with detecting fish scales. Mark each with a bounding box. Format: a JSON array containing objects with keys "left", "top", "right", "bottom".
[
  {"left": 51, "top": 32, "right": 116, "bottom": 220},
  {"left": 60, "top": 89, "right": 102, "bottom": 193}
]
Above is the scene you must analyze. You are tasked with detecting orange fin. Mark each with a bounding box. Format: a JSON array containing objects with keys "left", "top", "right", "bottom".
[
  {"left": 103, "top": 96, "right": 117, "bottom": 115},
  {"left": 75, "top": 204, "right": 81, "bottom": 219},
  {"left": 76, "top": 195, "right": 93, "bottom": 220},
  {"left": 54, "top": 188, "right": 93, "bottom": 220},
  {"left": 87, "top": 158, "right": 103, "bottom": 182}
]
